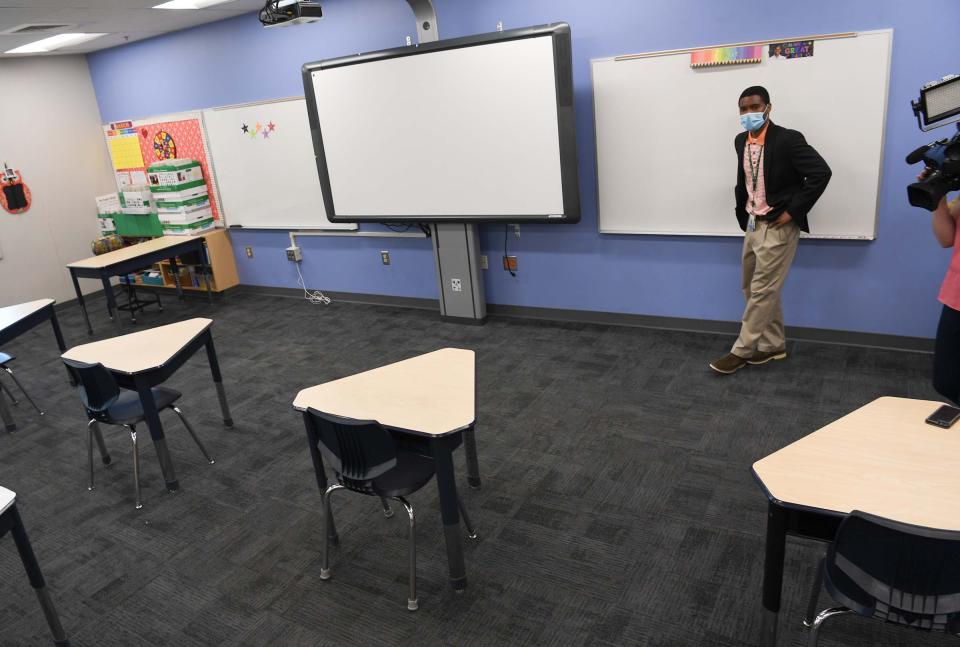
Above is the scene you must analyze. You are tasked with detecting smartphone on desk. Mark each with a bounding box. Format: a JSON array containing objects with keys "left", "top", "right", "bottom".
[{"left": 925, "top": 404, "right": 960, "bottom": 429}]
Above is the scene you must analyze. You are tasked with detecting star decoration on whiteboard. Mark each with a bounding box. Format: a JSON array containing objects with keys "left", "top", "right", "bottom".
[
  {"left": 267, "top": 121, "right": 276, "bottom": 132},
  {"left": 241, "top": 123, "right": 249, "bottom": 133},
  {"left": 262, "top": 130, "right": 270, "bottom": 139}
]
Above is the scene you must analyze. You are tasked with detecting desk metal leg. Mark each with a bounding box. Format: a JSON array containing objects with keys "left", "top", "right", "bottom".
[
  {"left": 71, "top": 271, "right": 93, "bottom": 336},
  {"left": 204, "top": 335, "right": 232, "bottom": 427},
  {"left": 463, "top": 425, "right": 481, "bottom": 489},
  {"left": 432, "top": 435, "right": 466, "bottom": 591},
  {"left": 135, "top": 376, "right": 178, "bottom": 491},
  {"left": 7, "top": 505, "right": 70, "bottom": 646},
  {"left": 169, "top": 257, "right": 184, "bottom": 301},
  {"left": 201, "top": 243, "right": 213, "bottom": 304},
  {"left": 101, "top": 277, "right": 122, "bottom": 335},
  {"left": 761, "top": 500, "right": 787, "bottom": 647},
  {"left": 49, "top": 309, "right": 75, "bottom": 386},
  {"left": 0, "top": 388, "right": 15, "bottom": 432}
]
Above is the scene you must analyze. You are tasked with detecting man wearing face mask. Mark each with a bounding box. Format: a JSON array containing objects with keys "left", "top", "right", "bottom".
[{"left": 710, "top": 86, "right": 832, "bottom": 374}]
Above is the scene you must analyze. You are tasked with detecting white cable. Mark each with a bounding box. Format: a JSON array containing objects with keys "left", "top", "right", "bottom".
[{"left": 295, "top": 261, "right": 331, "bottom": 305}]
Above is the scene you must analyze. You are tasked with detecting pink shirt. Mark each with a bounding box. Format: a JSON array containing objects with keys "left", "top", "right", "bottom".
[
  {"left": 743, "top": 126, "right": 772, "bottom": 217},
  {"left": 940, "top": 216, "right": 960, "bottom": 311}
]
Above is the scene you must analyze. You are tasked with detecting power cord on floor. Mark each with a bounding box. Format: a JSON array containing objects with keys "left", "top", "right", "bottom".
[{"left": 296, "top": 261, "right": 331, "bottom": 305}]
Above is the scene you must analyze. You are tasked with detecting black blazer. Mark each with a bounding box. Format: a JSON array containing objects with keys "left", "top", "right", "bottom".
[{"left": 735, "top": 121, "right": 832, "bottom": 233}]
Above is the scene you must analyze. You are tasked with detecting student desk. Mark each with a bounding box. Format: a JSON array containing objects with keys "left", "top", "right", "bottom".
[
  {"left": 61, "top": 318, "right": 232, "bottom": 491},
  {"left": 752, "top": 396, "right": 960, "bottom": 646},
  {"left": 0, "top": 299, "right": 69, "bottom": 431},
  {"left": 293, "top": 348, "right": 482, "bottom": 591},
  {"left": 66, "top": 236, "right": 211, "bottom": 335}
]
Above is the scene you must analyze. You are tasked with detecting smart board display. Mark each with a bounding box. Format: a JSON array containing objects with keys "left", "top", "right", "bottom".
[{"left": 303, "top": 23, "right": 580, "bottom": 223}]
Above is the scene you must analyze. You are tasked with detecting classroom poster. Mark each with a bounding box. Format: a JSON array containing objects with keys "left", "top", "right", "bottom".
[{"left": 104, "top": 116, "right": 221, "bottom": 222}]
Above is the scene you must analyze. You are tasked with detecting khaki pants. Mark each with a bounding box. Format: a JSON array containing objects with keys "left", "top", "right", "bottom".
[{"left": 731, "top": 220, "right": 800, "bottom": 358}]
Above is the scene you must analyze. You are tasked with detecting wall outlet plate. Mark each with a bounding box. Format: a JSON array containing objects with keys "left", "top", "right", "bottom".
[
  {"left": 380, "top": 250, "right": 390, "bottom": 265},
  {"left": 451, "top": 278, "right": 462, "bottom": 292},
  {"left": 285, "top": 245, "right": 302, "bottom": 262},
  {"left": 479, "top": 254, "right": 488, "bottom": 270},
  {"left": 245, "top": 246, "right": 253, "bottom": 258}
]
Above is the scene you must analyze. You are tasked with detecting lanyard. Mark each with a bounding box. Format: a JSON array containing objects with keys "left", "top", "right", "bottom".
[{"left": 747, "top": 142, "right": 763, "bottom": 197}]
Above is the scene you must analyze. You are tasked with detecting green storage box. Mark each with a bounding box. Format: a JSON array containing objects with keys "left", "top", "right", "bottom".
[{"left": 113, "top": 212, "right": 164, "bottom": 238}]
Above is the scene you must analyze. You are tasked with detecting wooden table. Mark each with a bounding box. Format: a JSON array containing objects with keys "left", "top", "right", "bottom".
[
  {"left": 751, "top": 396, "right": 960, "bottom": 646},
  {"left": 0, "top": 299, "right": 69, "bottom": 432},
  {"left": 293, "top": 348, "right": 482, "bottom": 591},
  {"left": 62, "top": 318, "right": 232, "bottom": 491},
  {"left": 66, "top": 236, "right": 211, "bottom": 335}
]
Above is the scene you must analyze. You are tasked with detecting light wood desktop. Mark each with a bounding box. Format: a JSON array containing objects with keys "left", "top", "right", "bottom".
[
  {"left": 751, "top": 396, "right": 960, "bottom": 646},
  {"left": 62, "top": 318, "right": 232, "bottom": 492},
  {"left": 0, "top": 299, "right": 70, "bottom": 431},
  {"left": 293, "top": 348, "right": 482, "bottom": 591},
  {"left": 66, "top": 233, "right": 236, "bottom": 335}
]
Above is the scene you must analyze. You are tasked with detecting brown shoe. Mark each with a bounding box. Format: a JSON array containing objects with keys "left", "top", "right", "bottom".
[
  {"left": 709, "top": 353, "right": 748, "bottom": 374},
  {"left": 747, "top": 348, "right": 787, "bottom": 365}
]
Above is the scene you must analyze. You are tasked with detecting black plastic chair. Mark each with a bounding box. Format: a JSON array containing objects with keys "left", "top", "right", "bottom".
[
  {"left": 0, "top": 352, "right": 43, "bottom": 417},
  {"left": 62, "top": 358, "right": 214, "bottom": 509},
  {"left": 806, "top": 510, "right": 960, "bottom": 645},
  {"left": 1, "top": 485, "right": 70, "bottom": 646},
  {"left": 304, "top": 408, "right": 478, "bottom": 611}
]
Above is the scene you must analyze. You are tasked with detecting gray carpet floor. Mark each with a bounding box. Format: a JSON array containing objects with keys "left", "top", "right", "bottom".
[{"left": 0, "top": 289, "right": 953, "bottom": 646}]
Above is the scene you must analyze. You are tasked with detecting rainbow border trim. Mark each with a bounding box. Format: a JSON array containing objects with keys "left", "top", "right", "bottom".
[{"left": 690, "top": 45, "right": 763, "bottom": 68}]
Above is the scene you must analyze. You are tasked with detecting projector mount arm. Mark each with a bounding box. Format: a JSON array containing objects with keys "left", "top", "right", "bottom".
[{"left": 405, "top": 0, "right": 438, "bottom": 44}]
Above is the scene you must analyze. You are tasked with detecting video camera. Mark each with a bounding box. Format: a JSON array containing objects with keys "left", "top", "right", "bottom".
[{"left": 906, "top": 75, "right": 960, "bottom": 211}]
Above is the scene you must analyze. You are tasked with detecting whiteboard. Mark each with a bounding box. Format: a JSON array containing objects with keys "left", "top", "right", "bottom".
[
  {"left": 203, "top": 98, "right": 355, "bottom": 230},
  {"left": 592, "top": 30, "right": 892, "bottom": 238},
  {"left": 305, "top": 25, "right": 578, "bottom": 222}
]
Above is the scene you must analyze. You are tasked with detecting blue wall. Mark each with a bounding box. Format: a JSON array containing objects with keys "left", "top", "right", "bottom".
[{"left": 87, "top": 0, "right": 960, "bottom": 337}]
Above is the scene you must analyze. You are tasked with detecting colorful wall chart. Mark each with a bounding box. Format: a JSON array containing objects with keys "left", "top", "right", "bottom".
[{"left": 104, "top": 114, "right": 221, "bottom": 222}]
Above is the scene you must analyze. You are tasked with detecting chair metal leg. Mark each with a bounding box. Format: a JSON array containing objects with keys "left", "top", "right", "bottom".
[
  {"left": 128, "top": 425, "right": 142, "bottom": 510},
  {"left": 807, "top": 607, "right": 854, "bottom": 647},
  {"left": 320, "top": 483, "right": 344, "bottom": 580},
  {"left": 91, "top": 422, "right": 110, "bottom": 465},
  {"left": 395, "top": 496, "right": 418, "bottom": 611},
  {"left": 0, "top": 378, "right": 19, "bottom": 405},
  {"left": 4, "top": 367, "right": 43, "bottom": 416},
  {"left": 170, "top": 406, "right": 214, "bottom": 464},
  {"left": 457, "top": 494, "right": 478, "bottom": 540},
  {"left": 380, "top": 496, "right": 394, "bottom": 518},
  {"left": 804, "top": 557, "right": 826, "bottom": 628},
  {"left": 86, "top": 420, "right": 95, "bottom": 491}
]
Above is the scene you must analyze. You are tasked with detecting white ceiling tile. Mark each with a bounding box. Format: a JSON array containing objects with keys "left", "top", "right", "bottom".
[{"left": 0, "top": 0, "right": 264, "bottom": 56}]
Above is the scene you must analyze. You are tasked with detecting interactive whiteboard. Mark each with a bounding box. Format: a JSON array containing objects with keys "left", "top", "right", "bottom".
[{"left": 303, "top": 23, "right": 580, "bottom": 223}]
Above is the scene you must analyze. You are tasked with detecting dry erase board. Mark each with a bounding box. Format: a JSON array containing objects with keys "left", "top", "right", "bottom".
[
  {"left": 592, "top": 30, "right": 892, "bottom": 239},
  {"left": 203, "top": 98, "right": 355, "bottom": 230}
]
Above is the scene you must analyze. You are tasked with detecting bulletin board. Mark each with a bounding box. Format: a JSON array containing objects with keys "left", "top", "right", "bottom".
[{"left": 102, "top": 111, "right": 223, "bottom": 223}]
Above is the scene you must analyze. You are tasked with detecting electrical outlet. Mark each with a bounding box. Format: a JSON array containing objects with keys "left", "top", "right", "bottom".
[
  {"left": 245, "top": 246, "right": 253, "bottom": 258},
  {"left": 503, "top": 255, "right": 518, "bottom": 272},
  {"left": 451, "top": 278, "right": 462, "bottom": 292},
  {"left": 479, "top": 254, "right": 488, "bottom": 270},
  {"left": 285, "top": 245, "right": 302, "bottom": 262},
  {"left": 514, "top": 224, "right": 521, "bottom": 239},
  {"left": 380, "top": 250, "right": 390, "bottom": 265}
]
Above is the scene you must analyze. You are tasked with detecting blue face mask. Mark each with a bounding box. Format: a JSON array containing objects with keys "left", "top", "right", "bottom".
[{"left": 740, "top": 111, "right": 767, "bottom": 132}]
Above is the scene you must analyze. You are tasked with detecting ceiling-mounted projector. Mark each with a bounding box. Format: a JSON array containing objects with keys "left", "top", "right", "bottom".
[{"left": 259, "top": 0, "right": 322, "bottom": 28}]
